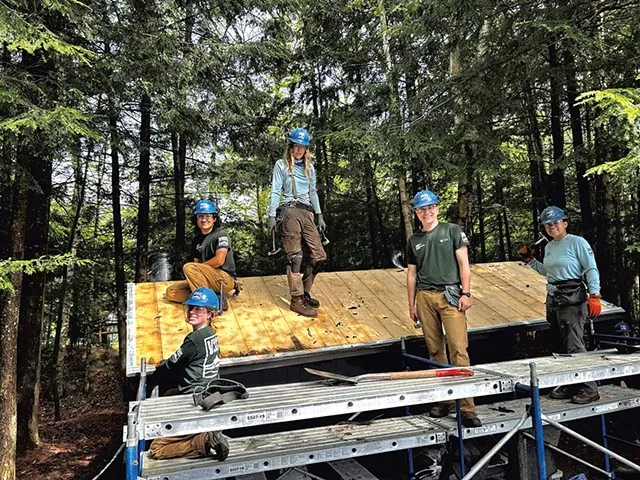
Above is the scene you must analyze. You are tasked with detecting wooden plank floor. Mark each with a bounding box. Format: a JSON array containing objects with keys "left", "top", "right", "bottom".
[{"left": 130, "top": 262, "right": 618, "bottom": 365}]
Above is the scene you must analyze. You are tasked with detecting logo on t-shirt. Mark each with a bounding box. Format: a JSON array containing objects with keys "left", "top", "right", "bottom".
[
  {"left": 202, "top": 335, "right": 220, "bottom": 379},
  {"left": 218, "top": 236, "right": 230, "bottom": 248},
  {"left": 439, "top": 238, "right": 450, "bottom": 244},
  {"left": 460, "top": 232, "right": 469, "bottom": 244},
  {"left": 415, "top": 243, "right": 425, "bottom": 250},
  {"left": 170, "top": 348, "right": 183, "bottom": 363}
]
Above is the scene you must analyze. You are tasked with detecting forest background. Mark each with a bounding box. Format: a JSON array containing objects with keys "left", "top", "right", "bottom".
[{"left": 1, "top": 0, "right": 640, "bottom": 478}]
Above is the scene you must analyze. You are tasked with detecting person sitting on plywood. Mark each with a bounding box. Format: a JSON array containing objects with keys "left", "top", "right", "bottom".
[
  {"left": 166, "top": 199, "right": 238, "bottom": 310},
  {"left": 149, "top": 288, "right": 229, "bottom": 460}
]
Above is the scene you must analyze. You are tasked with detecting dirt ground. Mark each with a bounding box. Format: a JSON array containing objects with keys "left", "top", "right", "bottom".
[{"left": 16, "top": 347, "right": 127, "bottom": 480}]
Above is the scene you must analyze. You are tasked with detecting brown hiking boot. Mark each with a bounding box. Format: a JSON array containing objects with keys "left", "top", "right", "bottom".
[
  {"left": 571, "top": 388, "right": 600, "bottom": 405},
  {"left": 290, "top": 295, "right": 317, "bottom": 318},
  {"left": 549, "top": 385, "right": 574, "bottom": 400},
  {"left": 304, "top": 292, "right": 320, "bottom": 308},
  {"left": 429, "top": 402, "right": 454, "bottom": 418},
  {"left": 461, "top": 413, "right": 482, "bottom": 428},
  {"left": 204, "top": 431, "right": 229, "bottom": 461}
]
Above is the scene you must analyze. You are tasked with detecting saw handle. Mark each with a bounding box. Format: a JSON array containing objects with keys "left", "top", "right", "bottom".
[{"left": 366, "top": 368, "right": 474, "bottom": 381}]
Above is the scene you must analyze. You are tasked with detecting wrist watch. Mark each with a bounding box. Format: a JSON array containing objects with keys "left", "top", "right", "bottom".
[{"left": 462, "top": 292, "right": 471, "bottom": 298}]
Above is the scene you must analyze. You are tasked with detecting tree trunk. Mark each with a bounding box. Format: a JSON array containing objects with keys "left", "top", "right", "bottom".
[
  {"left": 476, "top": 173, "right": 486, "bottom": 263},
  {"left": 0, "top": 139, "right": 31, "bottom": 480},
  {"left": 110, "top": 103, "right": 128, "bottom": 372},
  {"left": 135, "top": 93, "right": 152, "bottom": 283},
  {"left": 496, "top": 179, "right": 506, "bottom": 261},
  {"left": 16, "top": 139, "right": 51, "bottom": 452},
  {"left": 547, "top": 39, "right": 566, "bottom": 208},
  {"left": 564, "top": 48, "right": 594, "bottom": 243},
  {"left": 378, "top": 0, "right": 412, "bottom": 241},
  {"left": 523, "top": 78, "right": 547, "bottom": 237},
  {"left": 52, "top": 143, "right": 89, "bottom": 421},
  {"left": 171, "top": 132, "right": 186, "bottom": 258}
]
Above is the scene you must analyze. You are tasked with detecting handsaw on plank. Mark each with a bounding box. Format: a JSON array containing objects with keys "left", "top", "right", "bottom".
[{"left": 304, "top": 367, "right": 474, "bottom": 385}]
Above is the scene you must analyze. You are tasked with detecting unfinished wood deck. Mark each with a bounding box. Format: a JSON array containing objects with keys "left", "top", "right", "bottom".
[{"left": 126, "top": 262, "right": 620, "bottom": 375}]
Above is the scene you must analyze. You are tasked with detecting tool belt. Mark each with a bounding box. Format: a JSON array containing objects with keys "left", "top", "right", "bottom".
[
  {"left": 282, "top": 201, "right": 315, "bottom": 213},
  {"left": 549, "top": 279, "right": 587, "bottom": 307},
  {"left": 192, "top": 379, "right": 249, "bottom": 411}
]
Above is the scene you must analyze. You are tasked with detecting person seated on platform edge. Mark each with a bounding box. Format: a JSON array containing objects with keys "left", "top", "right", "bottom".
[
  {"left": 405, "top": 189, "right": 482, "bottom": 428},
  {"left": 266, "top": 127, "right": 327, "bottom": 318},
  {"left": 149, "top": 287, "right": 229, "bottom": 460},
  {"left": 165, "top": 199, "right": 238, "bottom": 310},
  {"left": 519, "top": 206, "right": 601, "bottom": 405}
]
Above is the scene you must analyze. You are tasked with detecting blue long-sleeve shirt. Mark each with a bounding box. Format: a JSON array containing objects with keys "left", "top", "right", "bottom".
[
  {"left": 268, "top": 159, "right": 321, "bottom": 217},
  {"left": 527, "top": 234, "right": 600, "bottom": 295}
]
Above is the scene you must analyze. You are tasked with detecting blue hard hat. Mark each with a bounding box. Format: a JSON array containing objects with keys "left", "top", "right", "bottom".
[
  {"left": 193, "top": 199, "right": 217, "bottom": 215},
  {"left": 540, "top": 206, "right": 567, "bottom": 224},
  {"left": 614, "top": 321, "right": 632, "bottom": 335},
  {"left": 411, "top": 189, "right": 440, "bottom": 208},
  {"left": 288, "top": 128, "right": 311, "bottom": 146},
  {"left": 183, "top": 287, "right": 219, "bottom": 309}
]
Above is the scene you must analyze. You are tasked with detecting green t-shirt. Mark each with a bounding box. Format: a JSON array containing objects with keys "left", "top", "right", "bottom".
[
  {"left": 406, "top": 222, "right": 470, "bottom": 290},
  {"left": 156, "top": 325, "right": 220, "bottom": 394}
]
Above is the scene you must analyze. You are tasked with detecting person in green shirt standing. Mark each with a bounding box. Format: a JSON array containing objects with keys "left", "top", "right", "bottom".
[{"left": 406, "top": 189, "right": 481, "bottom": 428}]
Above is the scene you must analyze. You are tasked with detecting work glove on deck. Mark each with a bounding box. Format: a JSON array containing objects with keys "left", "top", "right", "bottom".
[{"left": 588, "top": 294, "right": 602, "bottom": 317}]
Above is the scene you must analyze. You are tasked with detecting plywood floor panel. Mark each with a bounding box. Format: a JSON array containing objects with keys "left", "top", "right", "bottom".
[
  {"left": 130, "top": 262, "right": 599, "bottom": 367},
  {"left": 311, "top": 277, "right": 378, "bottom": 344},
  {"left": 262, "top": 276, "right": 329, "bottom": 350},
  {"left": 134, "top": 282, "right": 163, "bottom": 365},
  {"left": 240, "top": 277, "right": 298, "bottom": 353},
  {"left": 224, "top": 284, "right": 275, "bottom": 356}
]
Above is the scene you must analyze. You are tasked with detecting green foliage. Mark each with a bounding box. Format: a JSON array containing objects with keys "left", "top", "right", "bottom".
[
  {"left": 0, "top": 255, "right": 92, "bottom": 294},
  {"left": 580, "top": 88, "right": 640, "bottom": 183}
]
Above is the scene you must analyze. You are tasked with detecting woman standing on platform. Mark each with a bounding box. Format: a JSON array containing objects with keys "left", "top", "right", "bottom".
[
  {"left": 519, "top": 206, "right": 602, "bottom": 404},
  {"left": 266, "top": 128, "right": 327, "bottom": 318}
]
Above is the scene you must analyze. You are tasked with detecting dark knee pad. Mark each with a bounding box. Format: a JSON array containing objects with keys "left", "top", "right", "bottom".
[
  {"left": 311, "top": 259, "right": 326, "bottom": 275},
  {"left": 287, "top": 252, "right": 303, "bottom": 273}
]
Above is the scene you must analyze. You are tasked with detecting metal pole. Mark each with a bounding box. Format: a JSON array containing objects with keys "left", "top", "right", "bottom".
[
  {"left": 401, "top": 342, "right": 416, "bottom": 480},
  {"left": 541, "top": 414, "right": 640, "bottom": 473},
  {"left": 125, "top": 412, "right": 139, "bottom": 480},
  {"left": 522, "top": 432, "right": 614, "bottom": 478},
  {"left": 461, "top": 410, "right": 530, "bottom": 480},
  {"left": 402, "top": 352, "right": 452, "bottom": 369},
  {"left": 529, "top": 362, "right": 547, "bottom": 480},
  {"left": 136, "top": 357, "right": 147, "bottom": 467},
  {"left": 600, "top": 414, "right": 611, "bottom": 474},
  {"left": 136, "top": 357, "right": 147, "bottom": 402},
  {"left": 455, "top": 398, "right": 465, "bottom": 477}
]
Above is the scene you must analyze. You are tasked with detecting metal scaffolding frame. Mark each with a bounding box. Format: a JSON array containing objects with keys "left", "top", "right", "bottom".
[{"left": 126, "top": 350, "right": 640, "bottom": 480}]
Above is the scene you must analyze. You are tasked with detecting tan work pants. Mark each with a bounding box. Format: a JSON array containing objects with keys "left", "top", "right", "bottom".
[
  {"left": 280, "top": 207, "right": 326, "bottom": 297},
  {"left": 416, "top": 290, "right": 476, "bottom": 415},
  {"left": 149, "top": 433, "right": 208, "bottom": 459},
  {"left": 165, "top": 263, "right": 235, "bottom": 303}
]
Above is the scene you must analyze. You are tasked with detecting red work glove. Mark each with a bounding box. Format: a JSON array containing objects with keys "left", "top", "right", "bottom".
[
  {"left": 587, "top": 294, "right": 602, "bottom": 317},
  {"left": 518, "top": 245, "right": 533, "bottom": 263}
]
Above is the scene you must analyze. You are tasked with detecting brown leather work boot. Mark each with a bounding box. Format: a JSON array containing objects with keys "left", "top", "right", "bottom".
[
  {"left": 204, "top": 431, "right": 229, "bottom": 461},
  {"left": 571, "top": 388, "right": 600, "bottom": 405},
  {"left": 290, "top": 295, "right": 317, "bottom": 318}
]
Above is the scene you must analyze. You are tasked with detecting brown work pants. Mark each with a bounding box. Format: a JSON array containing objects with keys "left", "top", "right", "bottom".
[
  {"left": 416, "top": 290, "right": 476, "bottom": 415},
  {"left": 165, "top": 263, "right": 235, "bottom": 303},
  {"left": 149, "top": 433, "right": 209, "bottom": 459},
  {"left": 280, "top": 207, "right": 326, "bottom": 297}
]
